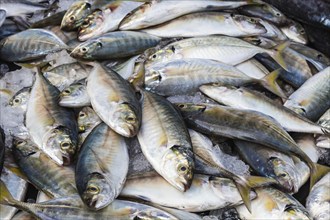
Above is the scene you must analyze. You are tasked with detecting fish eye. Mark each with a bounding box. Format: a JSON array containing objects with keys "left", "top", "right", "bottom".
[
  {"left": 63, "top": 89, "right": 71, "bottom": 95},
  {"left": 16, "top": 140, "right": 26, "bottom": 146},
  {"left": 300, "top": 30, "right": 305, "bottom": 34},
  {"left": 177, "top": 104, "right": 186, "bottom": 109},
  {"left": 87, "top": 185, "right": 100, "bottom": 194},
  {"left": 81, "top": 47, "right": 88, "bottom": 53},
  {"left": 14, "top": 98, "right": 21, "bottom": 103},
  {"left": 178, "top": 164, "right": 188, "bottom": 173},
  {"left": 317, "top": 54, "right": 323, "bottom": 60},
  {"left": 250, "top": 18, "right": 256, "bottom": 23},
  {"left": 279, "top": 173, "right": 287, "bottom": 177},
  {"left": 126, "top": 116, "right": 136, "bottom": 122},
  {"left": 69, "top": 15, "right": 75, "bottom": 21},
  {"left": 276, "top": 13, "right": 281, "bottom": 17},
  {"left": 79, "top": 112, "right": 86, "bottom": 118},
  {"left": 151, "top": 54, "right": 157, "bottom": 59},
  {"left": 60, "top": 142, "right": 71, "bottom": 150}
]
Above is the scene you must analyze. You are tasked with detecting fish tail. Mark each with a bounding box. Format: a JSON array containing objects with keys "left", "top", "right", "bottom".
[
  {"left": 234, "top": 175, "right": 277, "bottom": 213},
  {"left": 258, "top": 68, "right": 287, "bottom": 98},
  {"left": 0, "top": 180, "right": 18, "bottom": 207},
  {"left": 267, "top": 41, "right": 291, "bottom": 71},
  {"left": 310, "top": 163, "right": 330, "bottom": 190}
]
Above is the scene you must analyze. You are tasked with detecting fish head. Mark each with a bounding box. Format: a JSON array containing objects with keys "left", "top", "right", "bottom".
[
  {"left": 70, "top": 40, "right": 102, "bottom": 60},
  {"left": 44, "top": 126, "right": 77, "bottom": 165},
  {"left": 260, "top": 4, "right": 287, "bottom": 25},
  {"left": 61, "top": 1, "right": 92, "bottom": 31},
  {"left": 112, "top": 103, "right": 140, "bottom": 137},
  {"left": 78, "top": 9, "right": 104, "bottom": 41},
  {"left": 78, "top": 107, "right": 100, "bottom": 132},
  {"left": 282, "top": 204, "right": 310, "bottom": 220},
  {"left": 82, "top": 172, "right": 113, "bottom": 210},
  {"left": 59, "top": 83, "right": 86, "bottom": 106},
  {"left": 145, "top": 66, "right": 163, "bottom": 87},
  {"left": 12, "top": 137, "right": 39, "bottom": 160},
  {"left": 269, "top": 157, "right": 299, "bottom": 193},
  {"left": 8, "top": 87, "right": 31, "bottom": 111},
  {"left": 175, "top": 103, "right": 207, "bottom": 119},
  {"left": 231, "top": 14, "right": 266, "bottom": 35},
  {"left": 146, "top": 46, "right": 175, "bottom": 66},
  {"left": 162, "top": 145, "right": 194, "bottom": 192},
  {"left": 282, "top": 22, "right": 307, "bottom": 44},
  {"left": 119, "top": 2, "right": 151, "bottom": 30}
]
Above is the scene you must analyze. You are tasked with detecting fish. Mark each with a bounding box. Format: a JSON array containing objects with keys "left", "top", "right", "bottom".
[
  {"left": 12, "top": 137, "right": 77, "bottom": 198},
  {"left": 78, "top": 1, "right": 143, "bottom": 41},
  {"left": 0, "top": 127, "right": 4, "bottom": 175},
  {"left": 137, "top": 90, "right": 194, "bottom": 192},
  {"left": 26, "top": 72, "right": 78, "bottom": 165},
  {"left": 281, "top": 19, "right": 308, "bottom": 44},
  {"left": 0, "top": 29, "right": 68, "bottom": 62},
  {"left": 86, "top": 63, "right": 141, "bottom": 137},
  {"left": 200, "top": 85, "right": 329, "bottom": 134},
  {"left": 234, "top": 140, "right": 307, "bottom": 193},
  {"left": 42, "top": 62, "right": 91, "bottom": 91},
  {"left": 59, "top": 79, "right": 90, "bottom": 108},
  {"left": 255, "top": 18, "right": 287, "bottom": 41},
  {"left": 140, "top": 12, "right": 267, "bottom": 38},
  {"left": 306, "top": 173, "right": 330, "bottom": 220},
  {"left": 236, "top": 187, "right": 311, "bottom": 219},
  {"left": 61, "top": 0, "right": 92, "bottom": 31},
  {"left": 237, "top": 1, "right": 288, "bottom": 25},
  {"left": 31, "top": 10, "right": 67, "bottom": 28},
  {"left": 77, "top": 107, "right": 102, "bottom": 147},
  {"left": 316, "top": 109, "right": 330, "bottom": 149},
  {"left": 146, "top": 36, "right": 288, "bottom": 71},
  {"left": 119, "top": 0, "right": 257, "bottom": 30},
  {"left": 189, "top": 129, "right": 277, "bottom": 212},
  {"left": 151, "top": 204, "right": 203, "bottom": 220},
  {"left": 121, "top": 173, "right": 256, "bottom": 212},
  {"left": 145, "top": 58, "right": 285, "bottom": 98},
  {"left": 76, "top": 123, "right": 129, "bottom": 210},
  {"left": 0, "top": 183, "right": 178, "bottom": 220},
  {"left": 284, "top": 67, "right": 330, "bottom": 121},
  {"left": 176, "top": 103, "right": 330, "bottom": 188},
  {"left": 8, "top": 87, "right": 31, "bottom": 112},
  {"left": 71, "top": 31, "right": 161, "bottom": 60}
]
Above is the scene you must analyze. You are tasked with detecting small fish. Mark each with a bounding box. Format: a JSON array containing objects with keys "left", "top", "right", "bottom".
[
  {"left": 77, "top": 107, "right": 101, "bottom": 146},
  {"left": 78, "top": 1, "right": 143, "bottom": 41},
  {"left": 281, "top": 19, "right": 308, "bottom": 44},
  {"left": 86, "top": 63, "right": 141, "bottom": 137},
  {"left": 76, "top": 123, "right": 129, "bottom": 210},
  {"left": 284, "top": 67, "right": 330, "bottom": 121},
  {"left": 12, "top": 137, "right": 77, "bottom": 198},
  {"left": 71, "top": 31, "right": 161, "bottom": 60},
  {"left": 306, "top": 173, "right": 330, "bottom": 220},
  {"left": 236, "top": 187, "right": 311, "bottom": 219},
  {"left": 26, "top": 72, "right": 78, "bottom": 165},
  {"left": 8, "top": 87, "right": 31, "bottom": 112},
  {"left": 61, "top": 1, "right": 92, "bottom": 31},
  {"left": 137, "top": 90, "right": 194, "bottom": 192},
  {"left": 0, "top": 29, "right": 67, "bottom": 62},
  {"left": 119, "top": 0, "right": 256, "bottom": 30},
  {"left": 140, "top": 12, "right": 267, "bottom": 38},
  {"left": 121, "top": 173, "right": 256, "bottom": 212},
  {"left": 59, "top": 79, "right": 90, "bottom": 108}
]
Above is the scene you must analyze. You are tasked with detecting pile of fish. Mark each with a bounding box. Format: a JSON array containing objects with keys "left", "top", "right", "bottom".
[{"left": 0, "top": 0, "right": 329, "bottom": 219}]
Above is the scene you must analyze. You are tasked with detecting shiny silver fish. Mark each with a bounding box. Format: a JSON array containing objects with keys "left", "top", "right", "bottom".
[
  {"left": 140, "top": 12, "right": 266, "bottom": 38},
  {"left": 281, "top": 19, "right": 308, "bottom": 44},
  {"left": 8, "top": 87, "right": 31, "bottom": 112},
  {"left": 61, "top": 0, "right": 92, "bottom": 31},
  {"left": 77, "top": 107, "right": 101, "bottom": 146},
  {"left": 59, "top": 79, "right": 90, "bottom": 108}
]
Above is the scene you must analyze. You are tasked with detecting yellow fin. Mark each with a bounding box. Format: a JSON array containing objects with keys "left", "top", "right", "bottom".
[
  {"left": 0, "top": 180, "right": 16, "bottom": 206},
  {"left": 268, "top": 41, "right": 291, "bottom": 72},
  {"left": 259, "top": 68, "right": 287, "bottom": 98},
  {"left": 310, "top": 163, "right": 330, "bottom": 190}
]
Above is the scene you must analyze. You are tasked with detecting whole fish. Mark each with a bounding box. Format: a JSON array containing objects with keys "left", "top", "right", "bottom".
[
  {"left": 86, "top": 63, "right": 141, "bottom": 137},
  {"left": 76, "top": 123, "right": 129, "bottom": 210},
  {"left": 236, "top": 187, "right": 311, "bottom": 219},
  {"left": 0, "top": 29, "right": 67, "bottom": 62},
  {"left": 119, "top": 0, "right": 256, "bottom": 30},
  {"left": 71, "top": 31, "right": 160, "bottom": 60},
  {"left": 176, "top": 103, "right": 330, "bottom": 188},
  {"left": 234, "top": 140, "right": 308, "bottom": 193},
  {"left": 8, "top": 87, "right": 31, "bottom": 112},
  {"left": 77, "top": 107, "right": 101, "bottom": 147},
  {"left": 121, "top": 173, "right": 256, "bottom": 212},
  {"left": 137, "top": 90, "right": 194, "bottom": 192},
  {"left": 61, "top": 1, "right": 92, "bottom": 31},
  {"left": 189, "top": 129, "right": 276, "bottom": 212},
  {"left": 26, "top": 72, "right": 78, "bottom": 165},
  {"left": 0, "top": 186, "right": 178, "bottom": 220},
  {"left": 316, "top": 109, "right": 330, "bottom": 149},
  {"left": 42, "top": 62, "right": 91, "bottom": 91},
  {"left": 306, "top": 173, "right": 330, "bottom": 220},
  {"left": 281, "top": 19, "right": 308, "bottom": 44},
  {"left": 146, "top": 36, "right": 287, "bottom": 71},
  {"left": 237, "top": 2, "right": 288, "bottom": 25},
  {"left": 78, "top": 1, "right": 143, "bottom": 41},
  {"left": 200, "top": 85, "right": 329, "bottom": 134},
  {"left": 284, "top": 67, "right": 330, "bottom": 121},
  {"left": 145, "top": 58, "right": 285, "bottom": 97},
  {"left": 12, "top": 137, "right": 77, "bottom": 198},
  {"left": 59, "top": 79, "right": 90, "bottom": 108},
  {"left": 140, "top": 12, "right": 266, "bottom": 38}
]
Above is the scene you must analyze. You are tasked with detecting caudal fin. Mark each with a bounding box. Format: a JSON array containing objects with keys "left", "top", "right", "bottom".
[
  {"left": 0, "top": 180, "right": 17, "bottom": 207},
  {"left": 258, "top": 68, "right": 287, "bottom": 98},
  {"left": 234, "top": 175, "right": 277, "bottom": 213},
  {"left": 267, "top": 42, "right": 291, "bottom": 71},
  {"left": 310, "top": 163, "right": 330, "bottom": 190}
]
